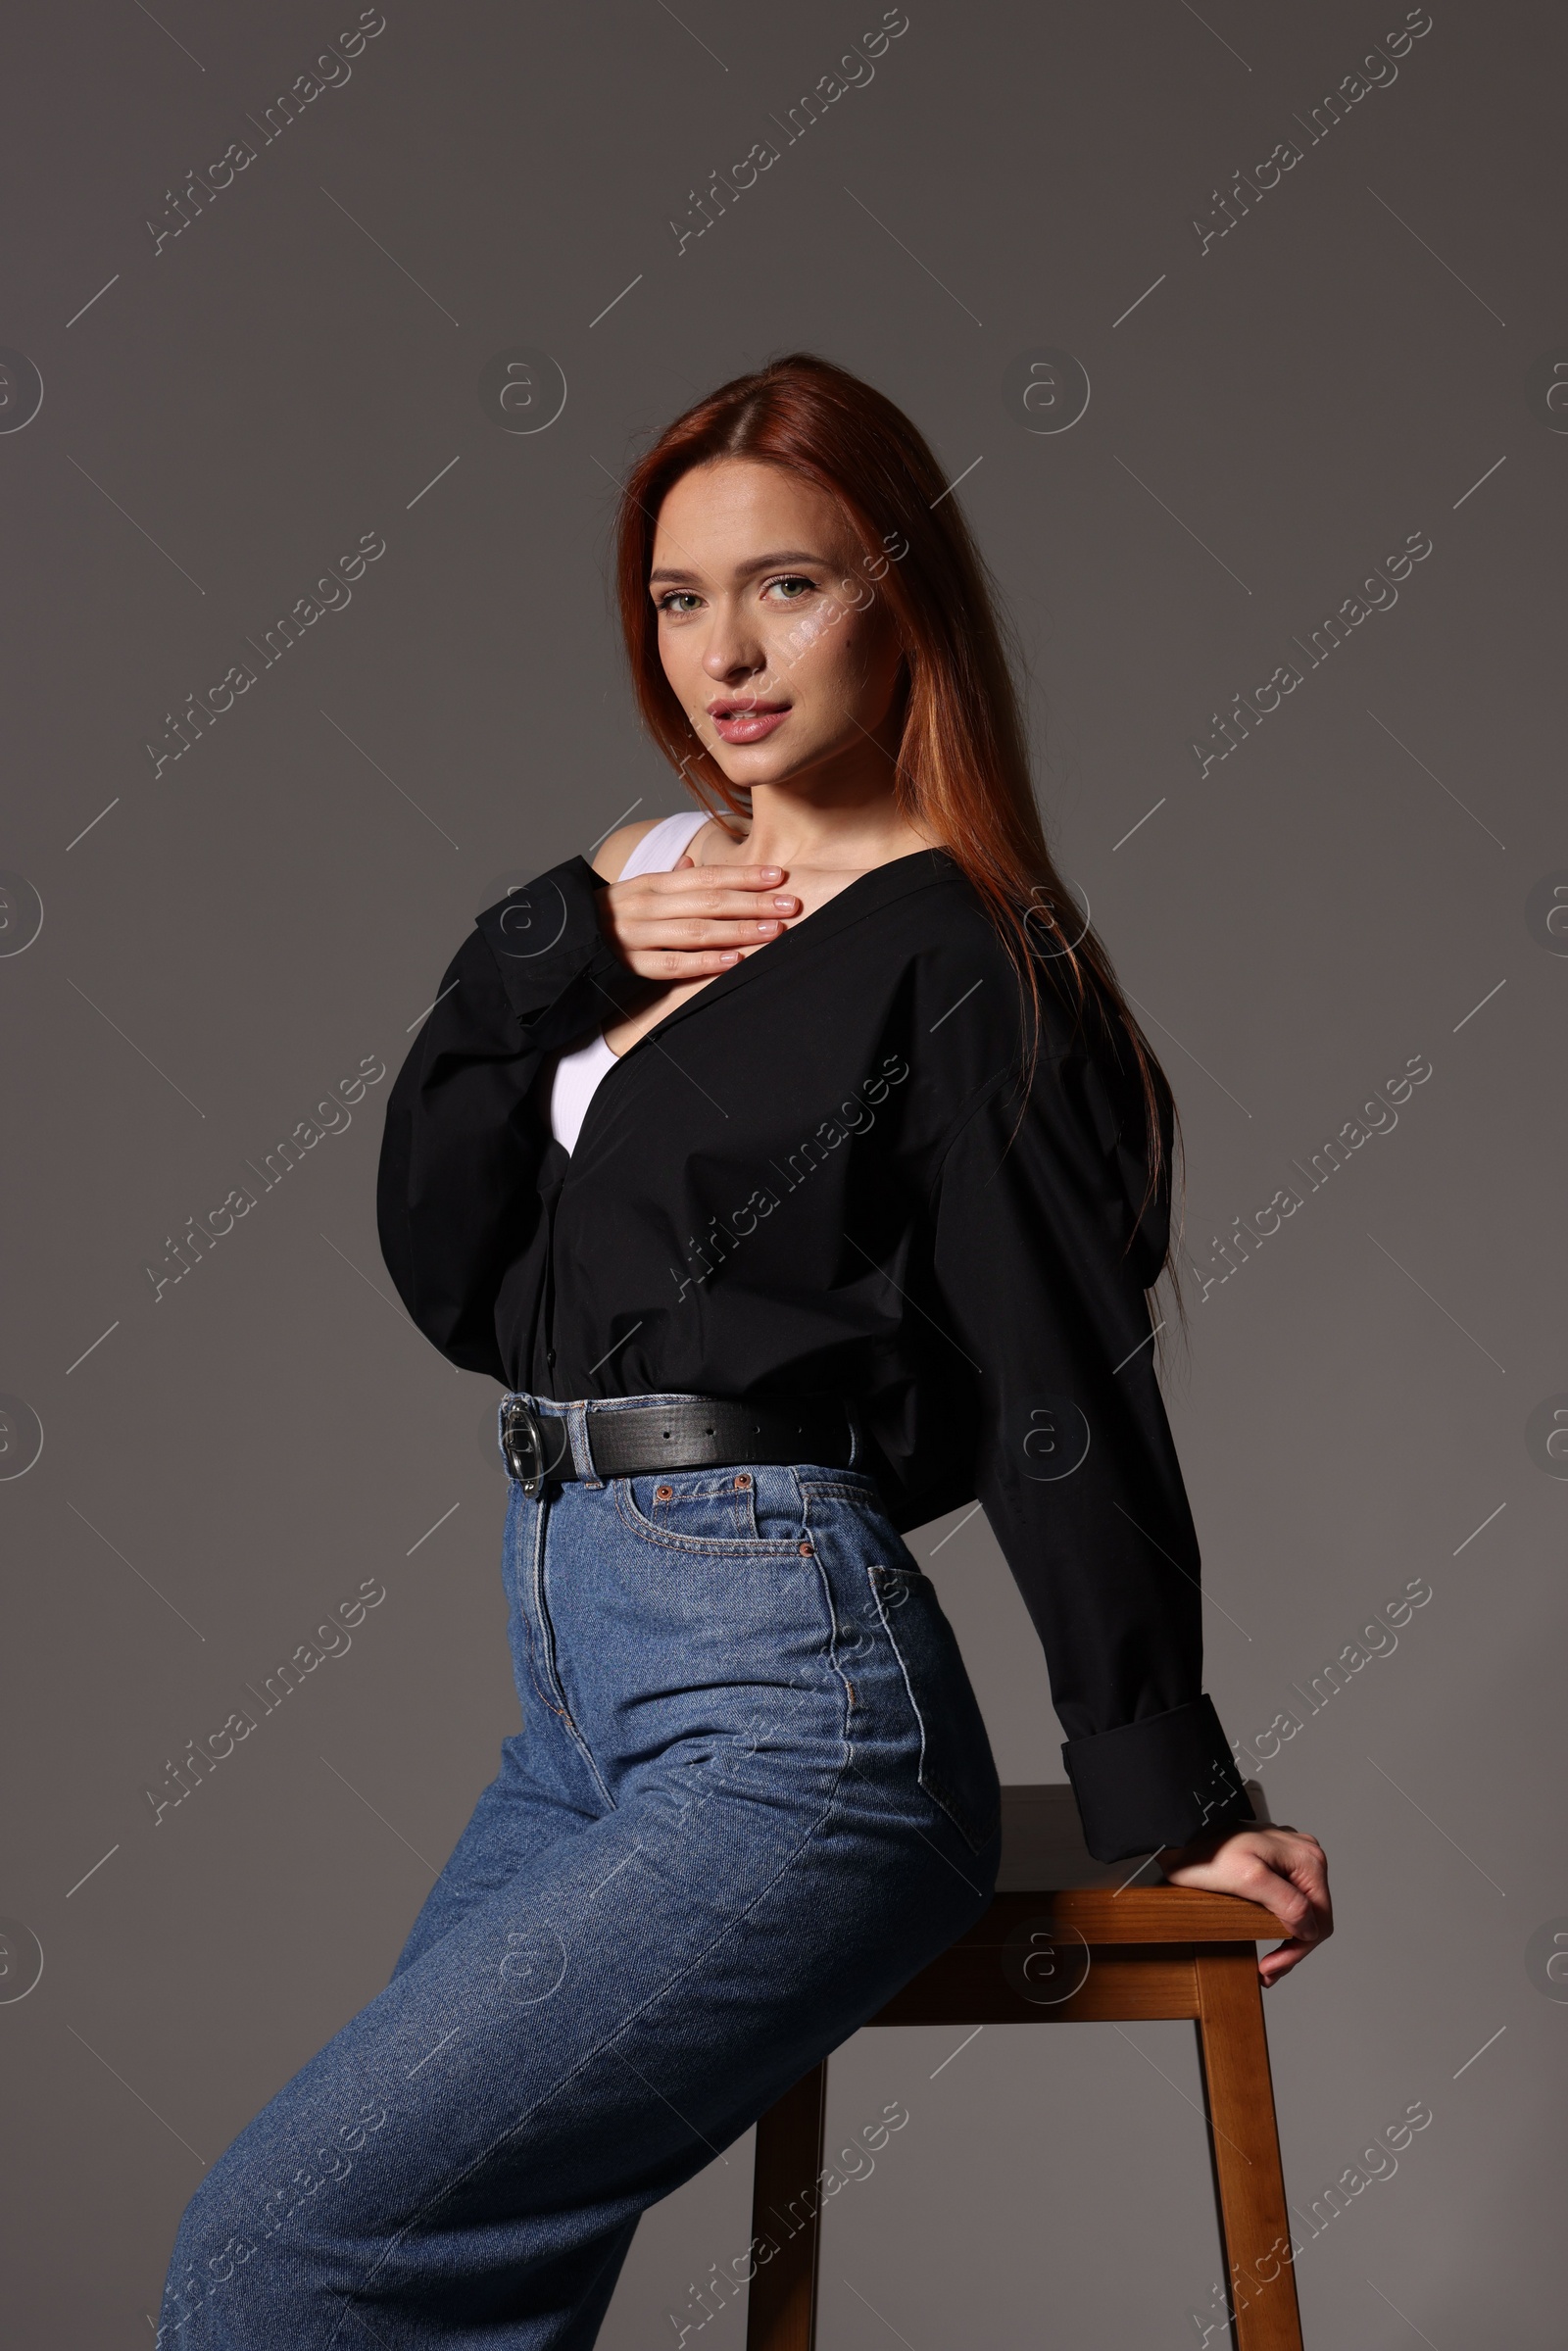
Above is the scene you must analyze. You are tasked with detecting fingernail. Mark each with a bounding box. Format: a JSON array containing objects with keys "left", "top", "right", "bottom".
[
  {"left": 719, "top": 952, "right": 738, "bottom": 963},
  {"left": 760, "top": 866, "right": 782, "bottom": 880},
  {"left": 773, "top": 896, "right": 797, "bottom": 908}
]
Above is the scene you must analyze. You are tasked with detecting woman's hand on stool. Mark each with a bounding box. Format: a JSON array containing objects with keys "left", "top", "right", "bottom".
[{"left": 1152, "top": 1824, "right": 1333, "bottom": 1986}]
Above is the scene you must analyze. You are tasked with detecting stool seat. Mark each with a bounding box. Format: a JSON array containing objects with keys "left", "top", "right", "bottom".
[
  {"left": 996, "top": 1777, "right": 1203, "bottom": 1886},
  {"left": 746, "top": 1781, "right": 1305, "bottom": 2350}
]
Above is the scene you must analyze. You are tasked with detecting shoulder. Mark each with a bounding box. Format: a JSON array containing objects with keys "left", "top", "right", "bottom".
[
  {"left": 879, "top": 859, "right": 1031, "bottom": 1048},
  {"left": 906, "top": 871, "right": 1154, "bottom": 1124},
  {"left": 591, "top": 817, "right": 664, "bottom": 883},
  {"left": 913, "top": 862, "right": 1129, "bottom": 1053}
]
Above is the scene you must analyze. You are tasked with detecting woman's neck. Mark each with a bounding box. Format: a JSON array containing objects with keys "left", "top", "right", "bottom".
[{"left": 693, "top": 784, "right": 939, "bottom": 877}]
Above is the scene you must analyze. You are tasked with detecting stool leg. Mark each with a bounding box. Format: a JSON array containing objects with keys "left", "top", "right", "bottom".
[
  {"left": 745, "top": 2060, "right": 829, "bottom": 2351},
  {"left": 1193, "top": 1946, "right": 1305, "bottom": 2350}
]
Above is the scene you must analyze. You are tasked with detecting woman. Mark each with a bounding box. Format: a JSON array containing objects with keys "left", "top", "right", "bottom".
[{"left": 159, "top": 354, "right": 1330, "bottom": 2347}]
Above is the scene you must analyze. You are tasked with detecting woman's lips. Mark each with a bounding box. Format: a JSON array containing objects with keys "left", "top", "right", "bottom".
[{"left": 710, "top": 704, "right": 790, "bottom": 744}]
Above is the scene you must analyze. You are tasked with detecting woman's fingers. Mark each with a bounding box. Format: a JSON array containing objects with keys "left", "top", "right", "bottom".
[
  {"left": 624, "top": 868, "right": 803, "bottom": 921},
  {"left": 1157, "top": 1827, "right": 1333, "bottom": 1985},
  {"left": 1259, "top": 1935, "right": 1315, "bottom": 1986},
  {"left": 629, "top": 916, "right": 793, "bottom": 949},
  {"left": 614, "top": 917, "right": 795, "bottom": 980},
  {"left": 598, "top": 864, "right": 804, "bottom": 975},
  {"left": 1246, "top": 1835, "right": 1333, "bottom": 1984},
  {"left": 650, "top": 859, "right": 787, "bottom": 889},
  {"left": 621, "top": 946, "right": 750, "bottom": 976},
  {"left": 1283, "top": 1841, "right": 1333, "bottom": 1941}
]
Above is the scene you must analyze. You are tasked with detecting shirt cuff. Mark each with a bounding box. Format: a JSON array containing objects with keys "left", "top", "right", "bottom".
[
  {"left": 475, "top": 855, "right": 643, "bottom": 1039},
  {"left": 1060, "top": 1693, "right": 1256, "bottom": 1862}
]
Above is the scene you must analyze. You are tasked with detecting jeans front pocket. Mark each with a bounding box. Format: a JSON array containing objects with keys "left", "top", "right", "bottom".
[
  {"left": 867, "top": 1561, "right": 1002, "bottom": 1855},
  {"left": 613, "top": 1465, "right": 804, "bottom": 1555},
  {"left": 626, "top": 1468, "right": 762, "bottom": 1543}
]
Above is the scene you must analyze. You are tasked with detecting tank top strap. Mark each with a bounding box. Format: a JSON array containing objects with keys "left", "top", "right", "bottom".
[{"left": 614, "top": 808, "right": 710, "bottom": 879}]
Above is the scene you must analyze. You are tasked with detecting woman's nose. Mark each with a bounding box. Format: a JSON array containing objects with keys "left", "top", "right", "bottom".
[{"left": 701, "top": 603, "right": 768, "bottom": 682}]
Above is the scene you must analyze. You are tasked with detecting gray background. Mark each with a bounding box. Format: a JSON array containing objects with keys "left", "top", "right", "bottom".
[{"left": 2, "top": 1, "right": 1563, "bottom": 2342}]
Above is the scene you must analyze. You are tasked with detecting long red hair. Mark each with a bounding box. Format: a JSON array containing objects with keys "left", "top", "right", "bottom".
[{"left": 613, "top": 352, "right": 1180, "bottom": 1284}]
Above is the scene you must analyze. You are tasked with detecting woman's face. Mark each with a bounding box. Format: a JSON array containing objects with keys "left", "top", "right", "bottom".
[{"left": 649, "top": 459, "right": 905, "bottom": 792}]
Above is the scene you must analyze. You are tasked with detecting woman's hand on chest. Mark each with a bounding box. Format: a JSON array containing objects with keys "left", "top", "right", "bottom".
[
  {"left": 592, "top": 829, "right": 903, "bottom": 1056},
  {"left": 593, "top": 849, "right": 800, "bottom": 1055}
]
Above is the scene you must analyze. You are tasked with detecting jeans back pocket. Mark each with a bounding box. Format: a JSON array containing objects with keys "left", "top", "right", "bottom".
[{"left": 868, "top": 1561, "right": 1002, "bottom": 1855}]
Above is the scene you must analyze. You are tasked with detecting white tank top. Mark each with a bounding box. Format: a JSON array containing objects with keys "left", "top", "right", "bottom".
[{"left": 547, "top": 808, "right": 710, "bottom": 1152}]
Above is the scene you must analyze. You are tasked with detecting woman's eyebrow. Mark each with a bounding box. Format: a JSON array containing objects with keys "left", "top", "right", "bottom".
[{"left": 648, "top": 549, "right": 831, "bottom": 586}]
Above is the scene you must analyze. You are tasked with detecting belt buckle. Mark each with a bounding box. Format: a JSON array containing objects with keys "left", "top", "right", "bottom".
[{"left": 501, "top": 1398, "right": 547, "bottom": 1495}]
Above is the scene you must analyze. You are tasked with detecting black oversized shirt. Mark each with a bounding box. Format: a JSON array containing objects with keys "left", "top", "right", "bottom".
[{"left": 376, "top": 840, "right": 1255, "bottom": 1861}]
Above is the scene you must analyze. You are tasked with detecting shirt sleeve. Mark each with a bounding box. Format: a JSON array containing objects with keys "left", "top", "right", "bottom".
[
  {"left": 929, "top": 1009, "right": 1256, "bottom": 1862},
  {"left": 376, "top": 856, "right": 644, "bottom": 1378}
]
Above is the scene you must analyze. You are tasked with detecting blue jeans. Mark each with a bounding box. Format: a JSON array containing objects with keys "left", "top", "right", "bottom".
[{"left": 159, "top": 1392, "right": 1003, "bottom": 2347}]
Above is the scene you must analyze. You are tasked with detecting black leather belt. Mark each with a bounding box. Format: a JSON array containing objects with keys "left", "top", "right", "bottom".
[{"left": 500, "top": 1394, "right": 856, "bottom": 1495}]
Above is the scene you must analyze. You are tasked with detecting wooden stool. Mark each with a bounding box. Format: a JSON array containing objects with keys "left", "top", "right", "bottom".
[{"left": 746, "top": 1782, "right": 1303, "bottom": 2350}]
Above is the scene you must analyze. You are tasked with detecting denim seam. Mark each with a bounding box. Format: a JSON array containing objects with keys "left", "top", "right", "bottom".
[
  {"left": 801, "top": 1532, "right": 859, "bottom": 1753},
  {"left": 865, "top": 1563, "right": 1000, "bottom": 1858},
  {"left": 523, "top": 1494, "right": 619, "bottom": 1815},
  {"left": 322, "top": 1744, "right": 854, "bottom": 2348},
  {"left": 515, "top": 1490, "right": 569, "bottom": 1723}
]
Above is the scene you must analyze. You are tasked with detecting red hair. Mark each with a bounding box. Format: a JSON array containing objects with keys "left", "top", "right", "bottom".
[{"left": 613, "top": 352, "right": 1179, "bottom": 1281}]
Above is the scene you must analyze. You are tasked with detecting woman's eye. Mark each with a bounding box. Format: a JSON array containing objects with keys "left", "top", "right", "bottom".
[
  {"left": 765, "top": 575, "right": 816, "bottom": 602},
  {"left": 657, "top": 592, "right": 702, "bottom": 614}
]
